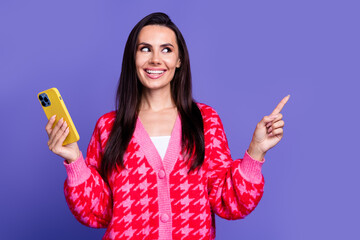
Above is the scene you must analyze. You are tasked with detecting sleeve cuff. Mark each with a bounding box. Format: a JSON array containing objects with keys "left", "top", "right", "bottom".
[
  {"left": 239, "top": 151, "right": 265, "bottom": 184},
  {"left": 63, "top": 152, "right": 91, "bottom": 187}
]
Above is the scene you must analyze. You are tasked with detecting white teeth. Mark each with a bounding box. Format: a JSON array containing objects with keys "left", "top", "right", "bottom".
[{"left": 146, "top": 70, "right": 164, "bottom": 74}]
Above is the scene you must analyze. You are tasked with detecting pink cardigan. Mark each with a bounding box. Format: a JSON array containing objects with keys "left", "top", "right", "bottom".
[{"left": 63, "top": 103, "right": 265, "bottom": 240}]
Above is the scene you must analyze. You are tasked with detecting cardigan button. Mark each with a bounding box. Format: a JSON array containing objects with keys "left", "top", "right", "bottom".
[
  {"left": 160, "top": 213, "right": 169, "bottom": 223},
  {"left": 158, "top": 170, "right": 166, "bottom": 179}
]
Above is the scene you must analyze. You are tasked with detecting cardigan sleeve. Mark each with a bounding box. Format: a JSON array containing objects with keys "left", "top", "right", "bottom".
[
  {"left": 63, "top": 113, "right": 114, "bottom": 228},
  {"left": 203, "top": 106, "right": 265, "bottom": 220}
]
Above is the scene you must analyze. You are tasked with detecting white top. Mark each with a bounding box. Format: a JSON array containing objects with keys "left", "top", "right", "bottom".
[{"left": 150, "top": 136, "right": 171, "bottom": 160}]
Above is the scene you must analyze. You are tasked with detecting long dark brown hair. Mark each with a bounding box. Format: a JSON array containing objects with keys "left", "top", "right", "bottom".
[{"left": 100, "top": 12, "right": 204, "bottom": 180}]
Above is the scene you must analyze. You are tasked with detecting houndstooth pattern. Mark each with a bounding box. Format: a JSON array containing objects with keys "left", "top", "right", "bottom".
[{"left": 64, "top": 103, "right": 265, "bottom": 240}]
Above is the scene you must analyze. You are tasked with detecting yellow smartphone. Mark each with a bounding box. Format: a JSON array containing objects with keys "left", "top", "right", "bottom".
[{"left": 37, "top": 87, "right": 80, "bottom": 145}]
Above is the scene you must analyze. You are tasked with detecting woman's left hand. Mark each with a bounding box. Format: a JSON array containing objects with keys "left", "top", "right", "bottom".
[{"left": 247, "top": 95, "right": 290, "bottom": 161}]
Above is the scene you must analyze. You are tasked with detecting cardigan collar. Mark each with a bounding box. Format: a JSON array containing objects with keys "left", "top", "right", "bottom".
[{"left": 133, "top": 115, "right": 182, "bottom": 175}]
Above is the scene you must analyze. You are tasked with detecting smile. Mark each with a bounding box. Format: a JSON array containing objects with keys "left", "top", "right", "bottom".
[{"left": 144, "top": 69, "right": 166, "bottom": 79}]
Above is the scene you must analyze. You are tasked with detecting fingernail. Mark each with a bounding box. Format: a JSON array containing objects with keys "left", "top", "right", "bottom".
[
  {"left": 64, "top": 121, "right": 67, "bottom": 127},
  {"left": 51, "top": 115, "right": 56, "bottom": 120}
]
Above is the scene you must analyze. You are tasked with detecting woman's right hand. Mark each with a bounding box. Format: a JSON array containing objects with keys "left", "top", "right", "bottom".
[{"left": 46, "top": 115, "right": 80, "bottom": 164}]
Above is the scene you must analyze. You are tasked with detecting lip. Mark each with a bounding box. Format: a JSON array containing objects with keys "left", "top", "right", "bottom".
[{"left": 144, "top": 68, "right": 167, "bottom": 79}]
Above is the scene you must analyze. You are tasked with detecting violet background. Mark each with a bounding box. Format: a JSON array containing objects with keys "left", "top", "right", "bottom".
[{"left": 1, "top": 0, "right": 359, "bottom": 239}]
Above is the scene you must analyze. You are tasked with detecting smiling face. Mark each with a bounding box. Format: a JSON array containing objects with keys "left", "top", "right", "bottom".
[{"left": 136, "top": 25, "right": 181, "bottom": 93}]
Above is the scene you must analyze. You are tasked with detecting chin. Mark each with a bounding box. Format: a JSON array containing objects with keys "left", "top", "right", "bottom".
[{"left": 143, "top": 82, "right": 171, "bottom": 91}]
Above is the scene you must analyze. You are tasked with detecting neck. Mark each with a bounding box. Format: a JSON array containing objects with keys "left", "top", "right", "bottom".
[{"left": 140, "top": 86, "right": 175, "bottom": 112}]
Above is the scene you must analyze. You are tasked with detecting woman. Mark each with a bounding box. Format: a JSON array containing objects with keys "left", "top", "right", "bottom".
[{"left": 46, "top": 12, "right": 289, "bottom": 240}]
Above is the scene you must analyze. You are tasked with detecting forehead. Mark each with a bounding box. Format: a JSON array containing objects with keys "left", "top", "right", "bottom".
[{"left": 137, "top": 25, "right": 177, "bottom": 45}]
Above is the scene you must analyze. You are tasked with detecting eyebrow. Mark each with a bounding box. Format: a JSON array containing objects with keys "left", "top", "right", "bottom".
[{"left": 137, "top": 42, "right": 175, "bottom": 48}]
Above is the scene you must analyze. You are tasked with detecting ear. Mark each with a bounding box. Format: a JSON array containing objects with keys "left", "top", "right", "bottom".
[{"left": 176, "top": 59, "right": 181, "bottom": 68}]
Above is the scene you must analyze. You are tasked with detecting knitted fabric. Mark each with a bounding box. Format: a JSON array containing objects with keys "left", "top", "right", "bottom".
[{"left": 63, "top": 103, "right": 265, "bottom": 240}]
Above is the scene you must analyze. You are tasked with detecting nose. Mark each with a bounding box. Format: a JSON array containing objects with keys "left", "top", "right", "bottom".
[{"left": 150, "top": 51, "right": 161, "bottom": 65}]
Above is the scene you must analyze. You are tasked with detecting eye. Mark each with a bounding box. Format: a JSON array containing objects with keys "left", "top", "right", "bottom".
[
  {"left": 162, "top": 47, "right": 172, "bottom": 53},
  {"left": 140, "top": 47, "right": 150, "bottom": 52}
]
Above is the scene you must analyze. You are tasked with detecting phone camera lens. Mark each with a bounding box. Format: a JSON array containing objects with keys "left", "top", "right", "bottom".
[
  {"left": 39, "top": 95, "right": 43, "bottom": 100},
  {"left": 41, "top": 101, "right": 46, "bottom": 107},
  {"left": 44, "top": 97, "right": 49, "bottom": 102}
]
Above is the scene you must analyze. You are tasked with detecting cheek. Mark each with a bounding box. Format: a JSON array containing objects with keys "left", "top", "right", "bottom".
[
  {"left": 135, "top": 59, "right": 145, "bottom": 80},
  {"left": 164, "top": 56, "right": 180, "bottom": 69},
  {"left": 135, "top": 53, "right": 148, "bottom": 69}
]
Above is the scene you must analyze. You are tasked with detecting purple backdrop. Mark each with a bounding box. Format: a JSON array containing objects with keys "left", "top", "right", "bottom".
[{"left": 1, "top": 0, "right": 359, "bottom": 239}]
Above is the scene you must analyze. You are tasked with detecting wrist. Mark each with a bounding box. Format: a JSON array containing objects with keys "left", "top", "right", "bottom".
[
  {"left": 66, "top": 150, "right": 80, "bottom": 164},
  {"left": 247, "top": 142, "right": 266, "bottom": 162}
]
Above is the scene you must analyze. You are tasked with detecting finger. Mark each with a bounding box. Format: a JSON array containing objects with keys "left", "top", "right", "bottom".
[
  {"left": 271, "top": 95, "right": 290, "bottom": 115},
  {"left": 49, "top": 123, "right": 65, "bottom": 151},
  {"left": 47, "top": 119, "right": 60, "bottom": 147},
  {"left": 45, "top": 115, "right": 57, "bottom": 136},
  {"left": 53, "top": 126, "right": 70, "bottom": 152},
  {"left": 266, "top": 113, "right": 283, "bottom": 128},
  {"left": 49, "top": 121, "right": 68, "bottom": 153},
  {"left": 269, "top": 128, "right": 283, "bottom": 137},
  {"left": 259, "top": 115, "right": 278, "bottom": 127},
  {"left": 49, "top": 118, "right": 64, "bottom": 141},
  {"left": 48, "top": 119, "right": 66, "bottom": 149},
  {"left": 271, "top": 120, "right": 285, "bottom": 130}
]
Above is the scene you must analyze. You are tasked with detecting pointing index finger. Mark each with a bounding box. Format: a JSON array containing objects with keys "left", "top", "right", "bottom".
[{"left": 271, "top": 95, "right": 290, "bottom": 115}]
